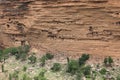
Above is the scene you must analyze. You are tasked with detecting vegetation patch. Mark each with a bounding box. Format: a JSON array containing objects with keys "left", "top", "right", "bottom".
[{"left": 0, "top": 47, "right": 120, "bottom": 80}]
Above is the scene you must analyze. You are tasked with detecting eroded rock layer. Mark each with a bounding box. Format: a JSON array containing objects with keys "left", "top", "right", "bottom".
[{"left": 0, "top": 0, "right": 120, "bottom": 57}]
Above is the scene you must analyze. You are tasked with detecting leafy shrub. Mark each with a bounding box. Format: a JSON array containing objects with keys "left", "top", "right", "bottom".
[
  {"left": 12, "top": 71, "right": 19, "bottom": 80},
  {"left": 11, "top": 47, "right": 18, "bottom": 55},
  {"left": 23, "top": 74, "right": 32, "bottom": 80},
  {"left": 0, "top": 45, "right": 30, "bottom": 61},
  {"left": 15, "top": 53, "right": 21, "bottom": 60},
  {"left": 28, "top": 55, "right": 37, "bottom": 64},
  {"left": 15, "top": 45, "right": 30, "bottom": 61},
  {"left": 117, "top": 75, "right": 120, "bottom": 80},
  {"left": 104, "top": 56, "right": 113, "bottom": 67},
  {"left": 34, "top": 69, "right": 47, "bottom": 80},
  {"left": 21, "top": 53, "right": 28, "bottom": 61},
  {"left": 76, "top": 71, "right": 83, "bottom": 80},
  {"left": 99, "top": 68, "right": 107, "bottom": 75},
  {"left": 91, "top": 71, "right": 97, "bottom": 80},
  {"left": 0, "top": 50, "right": 2, "bottom": 53},
  {"left": 23, "top": 66, "right": 27, "bottom": 72},
  {"left": 108, "top": 56, "right": 113, "bottom": 65},
  {"left": 40, "top": 55, "right": 47, "bottom": 66},
  {"left": 40, "top": 53, "right": 54, "bottom": 66},
  {"left": 51, "top": 63, "right": 61, "bottom": 72},
  {"left": 3, "top": 47, "right": 19, "bottom": 56},
  {"left": 67, "top": 54, "right": 90, "bottom": 74},
  {"left": 104, "top": 57, "right": 108, "bottom": 66},
  {"left": 3, "top": 47, "right": 14, "bottom": 54},
  {"left": 0, "top": 50, "right": 3, "bottom": 62},
  {"left": 45, "top": 53, "right": 54, "bottom": 60},
  {"left": 17, "top": 45, "right": 30, "bottom": 53},
  {"left": 67, "top": 60, "right": 79, "bottom": 74},
  {"left": 79, "top": 54, "right": 90, "bottom": 66},
  {"left": 15, "top": 52, "right": 28, "bottom": 61},
  {"left": 82, "top": 65, "right": 91, "bottom": 77},
  {"left": 0, "top": 49, "right": 10, "bottom": 62}
]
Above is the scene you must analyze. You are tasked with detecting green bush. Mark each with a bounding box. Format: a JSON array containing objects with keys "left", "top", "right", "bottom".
[
  {"left": 12, "top": 71, "right": 19, "bottom": 80},
  {"left": 40, "top": 55, "right": 47, "bottom": 66},
  {"left": 23, "top": 74, "right": 32, "bottom": 80},
  {"left": 3, "top": 47, "right": 19, "bottom": 55},
  {"left": 99, "top": 68, "right": 107, "bottom": 75},
  {"left": 66, "top": 55, "right": 90, "bottom": 75},
  {"left": 40, "top": 53, "right": 54, "bottom": 66},
  {"left": 0, "top": 48, "right": 12, "bottom": 61},
  {"left": 23, "top": 66, "right": 27, "bottom": 72},
  {"left": 34, "top": 69, "right": 47, "bottom": 80},
  {"left": 79, "top": 54, "right": 90, "bottom": 66},
  {"left": 108, "top": 56, "right": 113, "bottom": 65},
  {"left": 15, "top": 52, "right": 28, "bottom": 61},
  {"left": 3, "top": 47, "right": 13, "bottom": 54},
  {"left": 76, "top": 71, "right": 83, "bottom": 80},
  {"left": 0, "top": 45, "right": 30, "bottom": 61},
  {"left": 91, "top": 71, "right": 97, "bottom": 80},
  {"left": 67, "top": 60, "right": 79, "bottom": 74},
  {"left": 28, "top": 55, "right": 37, "bottom": 64},
  {"left": 17, "top": 45, "right": 30, "bottom": 53},
  {"left": 0, "top": 50, "right": 3, "bottom": 62},
  {"left": 82, "top": 65, "right": 91, "bottom": 77},
  {"left": 15, "top": 45, "right": 30, "bottom": 61},
  {"left": 51, "top": 63, "right": 61, "bottom": 72},
  {"left": 45, "top": 53, "right": 54, "bottom": 60},
  {"left": 11, "top": 47, "right": 18, "bottom": 55},
  {"left": 0, "top": 50, "right": 2, "bottom": 53},
  {"left": 104, "top": 57, "right": 108, "bottom": 66},
  {"left": 104, "top": 56, "right": 113, "bottom": 67},
  {"left": 117, "top": 75, "right": 120, "bottom": 80},
  {"left": 15, "top": 53, "right": 21, "bottom": 60}
]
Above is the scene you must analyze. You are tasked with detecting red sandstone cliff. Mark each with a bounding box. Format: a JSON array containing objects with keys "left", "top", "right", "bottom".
[{"left": 0, "top": 0, "right": 120, "bottom": 57}]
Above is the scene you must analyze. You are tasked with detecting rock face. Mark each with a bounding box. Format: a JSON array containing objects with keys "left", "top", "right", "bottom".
[{"left": 0, "top": 0, "right": 120, "bottom": 57}]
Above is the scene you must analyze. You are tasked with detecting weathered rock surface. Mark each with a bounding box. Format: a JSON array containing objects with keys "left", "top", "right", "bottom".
[{"left": 0, "top": 0, "right": 120, "bottom": 57}]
